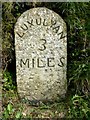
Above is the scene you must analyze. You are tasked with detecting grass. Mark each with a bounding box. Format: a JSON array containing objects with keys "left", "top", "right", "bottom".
[
  {"left": 2, "top": 71, "right": 90, "bottom": 119},
  {"left": 2, "top": 89, "right": 68, "bottom": 119},
  {"left": 2, "top": 86, "right": 90, "bottom": 119}
]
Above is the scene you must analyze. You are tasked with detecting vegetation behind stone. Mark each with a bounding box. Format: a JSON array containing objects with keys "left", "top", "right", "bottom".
[{"left": 2, "top": 2, "right": 90, "bottom": 119}]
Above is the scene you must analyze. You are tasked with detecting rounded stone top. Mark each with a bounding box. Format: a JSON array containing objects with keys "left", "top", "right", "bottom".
[
  {"left": 15, "top": 7, "right": 67, "bottom": 102},
  {"left": 15, "top": 7, "right": 66, "bottom": 33}
]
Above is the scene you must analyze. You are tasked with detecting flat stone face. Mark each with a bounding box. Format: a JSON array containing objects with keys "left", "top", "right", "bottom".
[{"left": 15, "top": 7, "right": 67, "bottom": 101}]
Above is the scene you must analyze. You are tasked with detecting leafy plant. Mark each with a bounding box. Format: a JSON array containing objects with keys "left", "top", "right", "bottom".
[
  {"left": 3, "top": 103, "right": 14, "bottom": 119},
  {"left": 68, "top": 94, "right": 90, "bottom": 119},
  {"left": 3, "top": 71, "right": 16, "bottom": 90},
  {"left": 2, "top": 2, "right": 90, "bottom": 119},
  {"left": 3, "top": 103, "right": 23, "bottom": 119},
  {"left": 15, "top": 111, "right": 22, "bottom": 119}
]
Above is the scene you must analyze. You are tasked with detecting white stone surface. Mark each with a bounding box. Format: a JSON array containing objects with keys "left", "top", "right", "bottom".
[{"left": 15, "top": 7, "right": 67, "bottom": 101}]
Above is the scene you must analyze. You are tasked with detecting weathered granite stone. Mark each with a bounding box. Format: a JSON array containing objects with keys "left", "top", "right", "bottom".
[{"left": 14, "top": 7, "right": 67, "bottom": 102}]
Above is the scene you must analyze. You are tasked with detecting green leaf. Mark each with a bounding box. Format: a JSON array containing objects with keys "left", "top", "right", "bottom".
[
  {"left": 3, "top": 108, "right": 9, "bottom": 119},
  {"left": 15, "top": 111, "right": 22, "bottom": 119},
  {"left": 7, "top": 103, "right": 12, "bottom": 113}
]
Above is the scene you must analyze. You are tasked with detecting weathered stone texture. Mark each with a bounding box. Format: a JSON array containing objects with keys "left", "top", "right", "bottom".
[{"left": 15, "top": 7, "right": 67, "bottom": 101}]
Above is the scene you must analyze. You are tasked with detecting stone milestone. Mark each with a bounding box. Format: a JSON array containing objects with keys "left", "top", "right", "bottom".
[{"left": 14, "top": 7, "right": 67, "bottom": 102}]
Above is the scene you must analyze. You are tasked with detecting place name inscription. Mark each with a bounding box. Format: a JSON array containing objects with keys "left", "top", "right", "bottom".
[
  {"left": 15, "top": 8, "right": 67, "bottom": 101},
  {"left": 17, "top": 17, "right": 66, "bottom": 69},
  {"left": 16, "top": 17, "right": 66, "bottom": 40}
]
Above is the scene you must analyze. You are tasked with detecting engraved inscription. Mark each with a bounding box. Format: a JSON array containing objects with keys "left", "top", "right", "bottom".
[
  {"left": 47, "top": 58, "right": 55, "bottom": 67},
  {"left": 20, "top": 59, "right": 29, "bottom": 68},
  {"left": 20, "top": 57, "right": 64, "bottom": 68},
  {"left": 16, "top": 17, "right": 66, "bottom": 39},
  {"left": 38, "top": 39, "right": 46, "bottom": 51},
  {"left": 15, "top": 7, "right": 67, "bottom": 101}
]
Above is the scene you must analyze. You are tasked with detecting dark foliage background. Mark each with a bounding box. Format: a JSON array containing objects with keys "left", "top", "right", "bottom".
[{"left": 2, "top": 2, "right": 90, "bottom": 119}]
